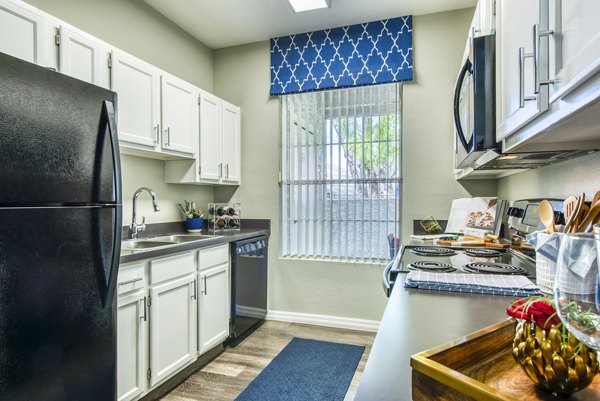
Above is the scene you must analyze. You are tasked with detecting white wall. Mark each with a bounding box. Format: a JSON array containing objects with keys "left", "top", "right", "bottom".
[
  {"left": 212, "top": 8, "right": 491, "bottom": 322},
  {"left": 25, "top": 0, "right": 216, "bottom": 224}
]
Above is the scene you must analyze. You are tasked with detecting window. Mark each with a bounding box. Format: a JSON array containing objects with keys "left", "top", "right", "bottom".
[{"left": 281, "top": 83, "right": 402, "bottom": 262}]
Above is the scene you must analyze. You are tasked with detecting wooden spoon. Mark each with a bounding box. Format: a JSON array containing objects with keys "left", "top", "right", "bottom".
[
  {"left": 592, "top": 190, "right": 600, "bottom": 206},
  {"left": 577, "top": 200, "right": 600, "bottom": 232},
  {"left": 563, "top": 196, "right": 581, "bottom": 233},
  {"left": 573, "top": 203, "right": 590, "bottom": 233},
  {"left": 539, "top": 200, "right": 555, "bottom": 233}
]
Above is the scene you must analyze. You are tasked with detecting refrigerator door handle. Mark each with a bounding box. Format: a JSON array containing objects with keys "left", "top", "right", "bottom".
[{"left": 97, "top": 100, "right": 122, "bottom": 308}]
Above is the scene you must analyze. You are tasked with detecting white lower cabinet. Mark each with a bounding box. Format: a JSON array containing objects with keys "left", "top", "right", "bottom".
[
  {"left": 117, "top": 262, "right": 147, "bottom": 401},
  {"left": 149, "top": 252, "right": 197, "bottom": 387},
  {"left": 117, "top": 246, "right": 230, "bottom": 401},
  {"left": 198, "top": 263, "right": 230, "bottom": 354},
  {"left": 117, "top": 290, "right": 148, "bottom": 401},
  {"left": 198, "top": 245, "right": 230, "bottom": 355}
]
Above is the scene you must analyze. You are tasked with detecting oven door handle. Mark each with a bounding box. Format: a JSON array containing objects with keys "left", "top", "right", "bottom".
[{"left": 382, "top": 260, "right": 395, "bottom": 298}]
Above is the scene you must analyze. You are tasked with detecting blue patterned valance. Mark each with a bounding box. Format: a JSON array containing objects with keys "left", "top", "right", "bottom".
[{"left": 270, "top": 16, "right": 413, "bottom": 95}]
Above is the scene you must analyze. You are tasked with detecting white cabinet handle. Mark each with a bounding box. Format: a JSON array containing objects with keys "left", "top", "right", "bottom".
[
  {"left": 140, "top": 297, "right": 147, "bottom": 321},
  {"left": 165, "top": 127, "right": 171, "bottom": 146},
  {"left": 519, "top": 47, "right": 536, "bottom": 108},
  {"left": 119, "top": 277, "right": 142, "bottom": 286},
  {"left": 533, "top": 23, "right": 555, "bottom": 93},
  {"left": 153, "top": 124, "right": 160, "bottom": 144},
  {"left": 192, "top": 279, "right": 197, "bottom": 300}
]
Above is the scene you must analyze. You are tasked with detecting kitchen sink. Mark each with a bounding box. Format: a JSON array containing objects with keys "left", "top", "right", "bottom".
[
  {"left": 121, "top": 240, "right": 177, "bottom": 251},
  {"left": 121, "top": 234, "right": 223, "bottom": 253},
  {"left": 151, "top": 234, "right": 222, "bottom": 243}
]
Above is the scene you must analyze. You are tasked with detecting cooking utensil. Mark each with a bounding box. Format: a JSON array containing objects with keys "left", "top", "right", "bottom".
[
  {"left": 563, "top": 196, "right": 581, "bottom": 233},
  {"left": 539, "top": 200, "right": 555, "bottom": 233},
  {"left": 591, "top": 190, "right": 600, "bottom": 206},
  {"left": 572, "top": 203, "right": 589, "bottom": 233},
  {"left": 577, "top": 200, "right": 600, "bottom": 232}
]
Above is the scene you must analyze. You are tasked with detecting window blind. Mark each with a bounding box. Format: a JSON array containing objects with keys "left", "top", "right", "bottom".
[{"left": 281, "top": 83, "right": 402, "bottom": 262}]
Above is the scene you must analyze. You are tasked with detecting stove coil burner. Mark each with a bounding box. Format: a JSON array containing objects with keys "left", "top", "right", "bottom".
[
  {"left": 463, "top": 248, "right": 504, "bottom": 258},
  {"left": 463, "top": 262, "right": 528, "bottom": 275},
  {"left": 411, "top": 247, "right": 457, "bottom": 257},
  {"left": 408, "top": 261, "right": 456, "bottom": 272}
]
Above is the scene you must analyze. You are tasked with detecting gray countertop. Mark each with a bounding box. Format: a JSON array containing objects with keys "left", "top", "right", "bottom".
[
  {"left": 119, "top": 228, "right": 270, "bottom": 264},
  {"left": 354, "top": 272, "right": 514, "bottom": 401}
]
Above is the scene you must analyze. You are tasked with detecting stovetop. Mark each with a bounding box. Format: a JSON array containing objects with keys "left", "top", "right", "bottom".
[{"left": 397, "top": 245, "right": 537, "bottom": 278}]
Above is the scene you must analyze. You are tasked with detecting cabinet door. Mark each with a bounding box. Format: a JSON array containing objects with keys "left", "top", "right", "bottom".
[
  {"left": 0, "top": 0, "right": 45, "bottom": 65},
  {"left": 198, "top": 263, "right": 230, "bottom": 355},
  {"left": 477, "top": 0, "right": 495, "bottom": 37},
  {"left": 161, "top": 74, "right": 197, "bottom": 156},
  {"left": 58, "top": 25, "right": 106, "bottom": 88},
  {"left": 111, "top": 50, "right": 161, "bottom": 149},
  {"left": 117, "top": 291, "right": 147, "bottom": 401},
  {"left": 549, "top": 1, "right": 600, "bottom": 101},
  {"left": 149, "top": 274, "right": 197, "bottom": 387},
  {"left": 221, "top": 102, "right": 241, "bottom": 184},
  {"left": 496, "top": 0, "right": 550, "bottom": 141},
  {"left": 199, "top": 91, "right": 223, "bottom": 181}
]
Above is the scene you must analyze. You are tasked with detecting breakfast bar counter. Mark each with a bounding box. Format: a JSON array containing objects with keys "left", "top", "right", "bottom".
[{"left": 354, "top": 272, "right": 512, "bottom": 401}]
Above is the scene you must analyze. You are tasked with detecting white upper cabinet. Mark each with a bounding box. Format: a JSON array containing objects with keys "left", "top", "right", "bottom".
[
  {"left": 165, "top": 91, "right": 241, "bottom": 186},
  {"left": 221, "top": 101, "right": 241, "bottom": 184},
  {"left": 161, "top": 73, "right": 198, "bottom": 156},
  {"left": 548, "top": 1, "right": 600, "bottom": 102},
  {"left": 57, "top": 25, "right": 108, "bottom": 88},
  {"left": 0, "top": 0, "right": 44, "bottom": 65},
  {"left": 111, "top": 50, "right": 198, "bottom": 159},
  {"left": 199, "top": 90, "right": 223, "bottom": 181},
  {"left": 111, "top": 50, "right": 161, "bottom": 150},
  {"left": 496, "top": 0, "right": 550, "bottom": 141},
  {"left": 476, "top": 0, "right": 495, "bottom": 36},
  {"left": 497, "top": 0, "right": 600, "bottom": 152}
]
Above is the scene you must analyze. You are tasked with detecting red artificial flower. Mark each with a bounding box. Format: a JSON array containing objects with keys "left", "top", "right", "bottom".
[{"left": 506, "top": 297, "right": 561, "bottom": 329}]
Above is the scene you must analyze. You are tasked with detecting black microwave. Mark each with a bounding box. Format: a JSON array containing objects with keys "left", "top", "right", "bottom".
[{"left": 453, "top": 34, "right": 496, "bottom": 169}]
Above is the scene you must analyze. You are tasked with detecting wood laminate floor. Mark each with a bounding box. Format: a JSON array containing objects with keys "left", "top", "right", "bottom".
[{"left": 160, "top": 320, "right": 376, "bottom": 401}]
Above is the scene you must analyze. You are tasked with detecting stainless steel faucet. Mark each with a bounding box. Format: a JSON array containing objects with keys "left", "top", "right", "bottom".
[{"left": 130, "top": 187, "right": 160, "bottom": 239}]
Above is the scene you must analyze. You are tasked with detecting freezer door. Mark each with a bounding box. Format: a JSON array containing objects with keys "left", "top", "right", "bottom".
[
  {"left": 0, "top": 52, "right": 120, "bottom": 205},
  {"left": 0, "top": 206, "right": 120, "bottom": 401}
]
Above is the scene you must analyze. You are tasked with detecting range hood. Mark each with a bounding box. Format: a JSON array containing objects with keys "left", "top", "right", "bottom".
[{"left": 455, "top": 148, "right": 596, "bottom": 180}]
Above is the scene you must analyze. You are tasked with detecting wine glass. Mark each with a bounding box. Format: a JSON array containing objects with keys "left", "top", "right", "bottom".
[{"left": 553, "top": 227, "right": 600, "bottom": 350}]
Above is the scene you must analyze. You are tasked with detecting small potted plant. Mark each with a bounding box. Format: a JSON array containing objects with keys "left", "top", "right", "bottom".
[{"left": 178, "top": 200, "right": 205, "bottom": 232}]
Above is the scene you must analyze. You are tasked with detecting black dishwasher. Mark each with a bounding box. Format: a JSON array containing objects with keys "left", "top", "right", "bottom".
[{"left": 230, "top": 235, "right": 268, "bottom": 341}]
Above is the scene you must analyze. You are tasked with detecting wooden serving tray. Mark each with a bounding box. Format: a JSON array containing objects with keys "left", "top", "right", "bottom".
[{"left": 411, "top": 320, "right": 600, "bottom": 401}]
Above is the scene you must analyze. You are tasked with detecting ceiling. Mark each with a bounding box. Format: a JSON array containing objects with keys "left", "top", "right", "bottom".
[{"left": 143, "top": 0, "right": 477, "bottom": 49}]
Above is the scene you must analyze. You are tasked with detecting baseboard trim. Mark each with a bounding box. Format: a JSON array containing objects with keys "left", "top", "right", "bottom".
[{"left": 267, "top": 310, "right": 380, "bottom": 332}]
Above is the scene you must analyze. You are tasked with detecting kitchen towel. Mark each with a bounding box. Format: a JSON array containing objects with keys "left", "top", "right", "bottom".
[{"left": 404, "top": 271, "right": 541, "bottom": 297}]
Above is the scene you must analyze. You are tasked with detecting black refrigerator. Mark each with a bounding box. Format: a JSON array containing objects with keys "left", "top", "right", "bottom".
[{"left": 0, "top": 52, "right": 122, "bottom": 401}]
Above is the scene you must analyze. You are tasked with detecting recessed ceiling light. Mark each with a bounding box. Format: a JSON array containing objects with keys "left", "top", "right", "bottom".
[{"left": 286, "top": 0, "right": 331, "bottom": 13}]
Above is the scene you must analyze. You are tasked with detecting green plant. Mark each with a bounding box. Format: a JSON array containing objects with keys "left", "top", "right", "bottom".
[{"left": 178, "top": 200, "right": 204, "bottom": 219}]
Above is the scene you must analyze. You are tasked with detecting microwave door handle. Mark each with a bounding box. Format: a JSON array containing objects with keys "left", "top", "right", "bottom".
[{"left": 453, "top": 58, "right": 472, "bottom": 152}]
